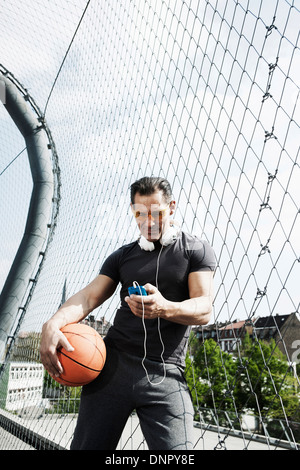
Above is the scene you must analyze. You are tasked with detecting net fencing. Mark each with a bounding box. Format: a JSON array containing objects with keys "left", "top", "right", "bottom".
[{"left": 0, "top": 0, "right": 299, "bottom": 450}]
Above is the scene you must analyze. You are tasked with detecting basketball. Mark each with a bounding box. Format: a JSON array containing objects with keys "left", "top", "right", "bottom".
[{"left": 53, "top": 323, "right": 106, "bottom": 387}]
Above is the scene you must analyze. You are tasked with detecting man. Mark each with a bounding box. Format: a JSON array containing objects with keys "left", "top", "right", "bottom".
[{"left": 40, "top": 176, "right": 216, "bottom": 450}]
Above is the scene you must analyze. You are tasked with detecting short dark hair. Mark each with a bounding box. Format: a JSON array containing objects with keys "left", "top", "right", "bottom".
[{"left": 130, "top": 176, "right": 172, "bottom": 204}]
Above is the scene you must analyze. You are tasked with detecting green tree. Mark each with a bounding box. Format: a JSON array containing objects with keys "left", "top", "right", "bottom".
[
  {"left": 185, "top": 333, "right": 300, "bottom": 424},
  {"left": 43, "top": 372, "right": 81, "bottom": 414},
  {"left": 185, "top": 338, "right": 237, "bottom": 417},
  {"left": 235, "top": 334, "right": 299, "bottom": 420}
]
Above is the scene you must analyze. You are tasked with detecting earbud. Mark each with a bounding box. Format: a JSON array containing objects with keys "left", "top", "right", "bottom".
[
  {"left": 160, "top": 225, "right": 180, "bottom": 246},
  {"left": 138, "top": 224, "right": 180, "bottom": 251},
  {"left": 138, "top": 236, "right": 155, "bottom": 251}
]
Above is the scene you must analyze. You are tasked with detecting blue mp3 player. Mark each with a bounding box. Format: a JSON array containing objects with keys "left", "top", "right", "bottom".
[{"left": 128, "top": 285, "right": 147, "bottom": 296}]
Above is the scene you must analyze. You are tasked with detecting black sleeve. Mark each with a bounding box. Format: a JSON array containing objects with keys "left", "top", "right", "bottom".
[
  {"left": 189, "top": 238, "right": 217, "bottom": 272},
  {"left": 99, "top": 248, "right": 122, "bottom": 284}
]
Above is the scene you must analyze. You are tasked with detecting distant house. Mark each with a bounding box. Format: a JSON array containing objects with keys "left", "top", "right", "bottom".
[
  {"left": 253, "top": 313, "right": 300, "bottom": 362},
  {"left": 219, "top": 320, "right": 253, "bottom": 352},
  {"left": 194, "top": 319, "right": 253, "bottom": 352},
  {"left": 0, "top": 362, "right": 44, "bottom": 412},
  {"left": 193, "top": 313, "right": 300, "bottom": 362},
  {"left": 194, "top": 323, "right": 219, "bottom": 343}
]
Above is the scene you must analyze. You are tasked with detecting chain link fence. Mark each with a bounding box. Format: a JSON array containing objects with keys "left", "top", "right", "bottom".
[{"left": 0, "top": 0, "right": 299, "bottom": 450}]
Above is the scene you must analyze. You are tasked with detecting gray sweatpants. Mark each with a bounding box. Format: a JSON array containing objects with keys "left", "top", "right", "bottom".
[{"left": 70, "top": 343, "right": 194, "bottom": 450}]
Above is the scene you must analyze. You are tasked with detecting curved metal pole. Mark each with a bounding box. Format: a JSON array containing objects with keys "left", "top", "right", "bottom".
[{"left": 0, "top": 73, "right": 54, "bottom": 361}]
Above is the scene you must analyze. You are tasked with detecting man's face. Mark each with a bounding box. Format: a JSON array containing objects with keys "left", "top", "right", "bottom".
[{"left": 131, "top": 190, "right": 175, "bottom": 242}]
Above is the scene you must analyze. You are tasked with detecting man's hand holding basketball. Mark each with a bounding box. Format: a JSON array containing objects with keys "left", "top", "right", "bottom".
[{"left": 40, "top": 319, "right": 74, "bottom": 377}]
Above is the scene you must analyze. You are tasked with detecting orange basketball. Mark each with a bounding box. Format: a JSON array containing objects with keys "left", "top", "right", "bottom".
[{"left": 53, "top": 323, "right": 106, "bottom": 387}]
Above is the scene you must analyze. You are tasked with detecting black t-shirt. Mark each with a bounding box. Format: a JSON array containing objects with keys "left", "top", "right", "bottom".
[{"left": 100, "top": 231, "right": 216, "bottom": 367}]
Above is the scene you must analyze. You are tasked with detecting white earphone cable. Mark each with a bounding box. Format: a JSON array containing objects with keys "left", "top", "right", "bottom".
[{"left": 133, "top": 244, "right": 166, "bottom": 385}]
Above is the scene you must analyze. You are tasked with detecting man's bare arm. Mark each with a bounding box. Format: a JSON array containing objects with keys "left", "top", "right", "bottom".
[{"left": 40, "top": 275, "right": 117, "bottom": 377}]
